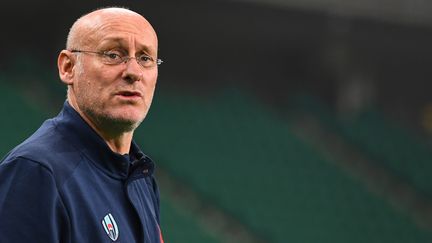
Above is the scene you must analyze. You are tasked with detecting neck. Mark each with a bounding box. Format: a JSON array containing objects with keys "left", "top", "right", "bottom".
[
  {"left": 82, "top": 114, "right": 135, "bottom": 154},
  {"left": 67, "top": 98, "right": 134, "bottom": 155},
  {"left": 99, "top": 131, "right": 134, "bottom": 155},
  {"left": 85, "top": 115, "right": 135, "bottom": 154}
]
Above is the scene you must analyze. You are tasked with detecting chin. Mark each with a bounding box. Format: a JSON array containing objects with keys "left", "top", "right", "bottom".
[
  {"left": 121, "top": 110, "right": 147, "bottom": 123},
  {"left": 91, "top": 109, "right": 147, "bottom": 133},
  {"left": 104, "top": 115, "right": 143, "bottom": 133}
]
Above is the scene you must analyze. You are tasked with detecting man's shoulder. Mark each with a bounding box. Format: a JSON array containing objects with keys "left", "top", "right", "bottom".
[{"left": 1, "top": 118, "right": 83, "bottom": 183}]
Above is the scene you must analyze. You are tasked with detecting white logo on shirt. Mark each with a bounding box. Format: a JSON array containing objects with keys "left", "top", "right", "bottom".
[{"left": 102, "top": 213, "right": 119, "bottom": 241}]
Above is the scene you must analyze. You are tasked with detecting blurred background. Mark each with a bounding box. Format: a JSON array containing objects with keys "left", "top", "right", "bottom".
[{"left": 2, "top": 0, "right": 432, "bottom": 242}]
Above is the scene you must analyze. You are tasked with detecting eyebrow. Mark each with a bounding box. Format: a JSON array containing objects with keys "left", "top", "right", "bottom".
[{"left": 97, "top": 37, "right": 155, "bottom": 55}]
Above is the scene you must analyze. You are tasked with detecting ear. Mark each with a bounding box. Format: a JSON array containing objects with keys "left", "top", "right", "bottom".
[{"left": 58, "top": 50, "right": 76, "bottom": 85}]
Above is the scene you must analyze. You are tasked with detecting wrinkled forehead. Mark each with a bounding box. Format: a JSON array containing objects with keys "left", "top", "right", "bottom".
[{"left": 75, "top": 12, "right": 158, "bottom": 53}]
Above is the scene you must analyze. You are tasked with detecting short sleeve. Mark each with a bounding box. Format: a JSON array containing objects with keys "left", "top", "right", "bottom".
[{"left": 0, "top": 157, "right": 70, "bottom": 243}]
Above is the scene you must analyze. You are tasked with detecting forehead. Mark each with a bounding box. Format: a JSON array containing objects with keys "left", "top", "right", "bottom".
[{"left": 84, "top": 14, "right": 158, "bottom": 52}]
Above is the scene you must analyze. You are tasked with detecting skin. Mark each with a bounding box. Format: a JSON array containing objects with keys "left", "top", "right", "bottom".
[{"left": 57, "top": 8, "right": 159, "bottom": 154}]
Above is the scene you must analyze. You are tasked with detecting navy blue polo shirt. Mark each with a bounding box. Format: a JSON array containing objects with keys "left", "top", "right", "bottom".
[{"left": 0, "top": 101, "right": 164, "bottom": 243}]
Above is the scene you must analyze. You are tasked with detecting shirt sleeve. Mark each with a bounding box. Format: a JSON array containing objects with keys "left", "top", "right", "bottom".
[{"left": 0, "top": 157, "right": 70, "bottom": 243}]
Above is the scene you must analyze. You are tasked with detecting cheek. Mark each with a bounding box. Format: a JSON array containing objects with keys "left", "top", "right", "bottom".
[
  {"left": 144, "top": 70, "right": 158, "bottom": 88},
  {"left": 85, "top": 71, "right": 116, "bottom": 95},
  {"left": 75, "top": 73, "right": 108, "bottom": 104},
  {"left": 143, "top": 72, "right": 158, "bottom": 100}
]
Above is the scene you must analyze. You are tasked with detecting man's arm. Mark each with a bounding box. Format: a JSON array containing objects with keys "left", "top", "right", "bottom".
[{"left": 0, "top": 157, "right": 70, "bottom": 243}]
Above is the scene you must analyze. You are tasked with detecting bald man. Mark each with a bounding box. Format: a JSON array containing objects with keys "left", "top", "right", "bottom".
[{"left": 0, "top": 7, "right": 164, "bottom": 243}]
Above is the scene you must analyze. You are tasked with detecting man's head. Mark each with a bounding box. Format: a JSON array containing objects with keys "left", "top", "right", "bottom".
[{"left": 58, "top": 7, "right": 159, "bottom": 136}]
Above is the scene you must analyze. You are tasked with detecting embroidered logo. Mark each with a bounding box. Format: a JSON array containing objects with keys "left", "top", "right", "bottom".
[{"left": 102, "top": 213, "right": 119, "bottom": 241}]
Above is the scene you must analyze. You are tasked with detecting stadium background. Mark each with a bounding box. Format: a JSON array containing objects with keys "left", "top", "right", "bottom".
[{"left": 2, "top": 0, "right": 432, "bottom": 242}]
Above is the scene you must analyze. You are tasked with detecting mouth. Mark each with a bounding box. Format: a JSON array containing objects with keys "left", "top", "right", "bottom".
[{"left": 115, "top": 90, "right": 143, "bottom": 100}]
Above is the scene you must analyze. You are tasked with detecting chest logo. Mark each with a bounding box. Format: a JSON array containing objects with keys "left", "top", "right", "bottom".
[{"left": 102, "top": 213, "right": 119, "bottom": 241}]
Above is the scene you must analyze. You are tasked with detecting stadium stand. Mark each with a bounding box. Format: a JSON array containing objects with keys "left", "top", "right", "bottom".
[
  {"left": 290, "top": 93, "right": 432, "bottom": 196},
  {"left": 0, "top": 80, "right": 47, "bottom": 157},
  {"left": 159, "top": 194, "right": 222, "bottom": 243},
  {"left": 137, "top": 88, "right": 432, "bottom": 242}
]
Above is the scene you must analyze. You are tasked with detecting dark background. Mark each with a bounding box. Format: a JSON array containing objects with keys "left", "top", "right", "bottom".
[{"left": 1, "top": 0, "right": 432, "bottom": 135}]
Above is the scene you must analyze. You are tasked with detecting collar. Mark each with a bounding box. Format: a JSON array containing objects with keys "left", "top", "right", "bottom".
[{"left": 53, "top": 101, "right": 154, "bottom": 179}]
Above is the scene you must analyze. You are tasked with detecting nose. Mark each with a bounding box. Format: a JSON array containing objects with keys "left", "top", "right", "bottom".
[{"left": 122, "top": 57, "right": 143, "bottom": 83}]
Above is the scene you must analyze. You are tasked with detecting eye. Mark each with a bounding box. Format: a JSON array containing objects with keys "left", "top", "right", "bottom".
[
  {"left": 138, "top": 54, "right": 152, "bottom": 63},
  {"left": 103, "top": 51, "right": 122, "bottom": 60}
]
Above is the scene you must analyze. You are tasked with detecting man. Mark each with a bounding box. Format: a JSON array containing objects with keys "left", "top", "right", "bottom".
[{"left": 0, "top": 7, "right": 164, "bottom": 243}]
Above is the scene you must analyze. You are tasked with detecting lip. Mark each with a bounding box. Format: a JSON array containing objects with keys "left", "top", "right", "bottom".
[
  {"left": 116, "top": 90, "right": 142, "bottom": 96},
  {"left": 115, "top": 90, "right": 143, "bottom": 99}
]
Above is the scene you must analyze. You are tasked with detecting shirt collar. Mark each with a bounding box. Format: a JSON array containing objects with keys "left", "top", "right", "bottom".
[{"left": 54, "top": 101, "right": 154, "bottom": 179}]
